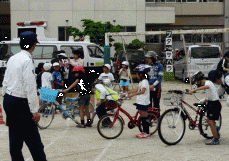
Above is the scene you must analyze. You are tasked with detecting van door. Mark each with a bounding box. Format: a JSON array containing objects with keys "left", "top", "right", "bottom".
[
  {"left": 190, "top": 46, "right": 221, "bottom": 77},
  {"left": 87, "top": 45, "right": 104, "bottom": 67}
]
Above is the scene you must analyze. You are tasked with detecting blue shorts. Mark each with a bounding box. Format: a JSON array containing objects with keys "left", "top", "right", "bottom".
[
  {"left": 135, "top": 104, "right": 150, "bottom": 112},
  {"left": 120, "top": 79, "right": 130, "bottom": 87}
]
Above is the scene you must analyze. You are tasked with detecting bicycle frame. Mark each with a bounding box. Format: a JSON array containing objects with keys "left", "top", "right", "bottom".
[
  {"left": 110, "top": 105, "right": 141, "bottom": 127},
  {"left": 177, "top": 99, "right": 202, "bottom": 127},
  {"left": 55, "top": 99, "right": 80, "bottom": 118}
]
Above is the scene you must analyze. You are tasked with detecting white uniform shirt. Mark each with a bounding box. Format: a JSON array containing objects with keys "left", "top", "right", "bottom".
[
  {"left": 136, "top": 79, "right": 150, "bottom": 106},
  {"left": 42, "top": 72, "right": 53, "bottom": 89},
  {"left": 2, "top": 50, "right": 39, "bottom": 113},
  {"left": 95, "top": 84, "right": 113, "bottom": 100},
  {"left": 204, "top": 80, "right": 219, "bottom": 101},
  {"left": 98, "top": 72, "right": 115, "bottom": 88}
]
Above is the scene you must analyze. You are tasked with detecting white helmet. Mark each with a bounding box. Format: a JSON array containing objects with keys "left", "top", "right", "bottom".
[
  {"left": 102, "top": 78, "right": 111, "bottom": 86},
  {"left": 103, "top": 64, "right": 111, "bottom": 70},
  {"left": 43, "top": 63, "right": 52, "bottom": 71},
  {"left": 122, "top": 61, "right": 129, "bottom": 66}
]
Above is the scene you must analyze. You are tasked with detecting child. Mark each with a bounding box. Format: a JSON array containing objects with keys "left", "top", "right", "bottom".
[
  {"left": 64, "top": 66, "right": 95, "bottom": 128},
  {"left": 189, "top": 71, "right": 221, "bottom": 145},
  {"left": 36, "top": 63, "right": 45, "bottom": 106},
  {"left": 217, "top": 51, "right": 229, "bottom": 74},
  {"left": 98, "top": 64, "right": 115, "bottom": 88},
  {"left": 128, "top": 64, "right": 151, "bottom": 138},
  {"left": 42, "top": 63, "right": 54, "bottom": 89},
  {"left": 52, "top": 62, "right": 64, "bottom": 90},
  {"left": 119, "top": 61, "right": 130, "bottom": 94}
]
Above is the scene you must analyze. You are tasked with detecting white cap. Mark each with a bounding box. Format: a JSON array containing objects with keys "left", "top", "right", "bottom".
[
  {"left": 58, "top": 53, "right": 67, "bottom": 57},
  {"left": 53, "top": 62, "right": 60, "bottom": 67},
  {"left": 103, "top": 64, "right": 111, "bottom": 70},
  {"left": 122, "top": 61, "right": 129, "bottom": 66},
  {"left": 43, "top": 63, "right": 52, "bottom": 71}
]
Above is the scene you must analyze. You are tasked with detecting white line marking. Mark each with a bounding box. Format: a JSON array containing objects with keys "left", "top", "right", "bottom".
[{"left": 94, "top": 140, "right": 114, "bottom": 161}]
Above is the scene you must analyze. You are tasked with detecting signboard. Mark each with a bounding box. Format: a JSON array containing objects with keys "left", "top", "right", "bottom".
[
  {"left": 166, "top": 59, "right": 173, "bottom": 65},
  {"left": 166, "top": 51, "right": 173, "bottom": 59},
  {"left": 166, "top": 65, "right": 173, "bottom": 72}
]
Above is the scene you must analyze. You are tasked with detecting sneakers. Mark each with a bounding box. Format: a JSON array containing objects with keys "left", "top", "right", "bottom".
[
  {"left": 136, "top": 132, "right": 151, "bottom": 138},
  {"left": 205, "top": 138, "right": 220, "bottom": 145},
  {"left": 86, "top": 122, "right": 92, "bottom": 127},
  {"left": 76, "top": 124, "right": 86, "bottom": 128}
]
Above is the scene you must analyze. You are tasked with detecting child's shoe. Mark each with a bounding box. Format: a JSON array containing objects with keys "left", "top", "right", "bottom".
[
  {"left": 205, "top": 138, "right": 220, "bottom": 145},
  {"left": 76, "top": 124, "right": 86, "bottom": 128},
  {"left": 136, "top": 132, "right": 151, "bottom": 138},
  {"left": 86, "top": 122, "right": 92, "bottom": 127}
]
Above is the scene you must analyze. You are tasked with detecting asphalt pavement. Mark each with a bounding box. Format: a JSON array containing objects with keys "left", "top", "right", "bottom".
[{"left": 1, "top": 80, "right": 229, "bottom": 161}]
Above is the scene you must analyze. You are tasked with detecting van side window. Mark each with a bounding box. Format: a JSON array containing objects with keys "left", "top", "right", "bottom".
[
  {"left": 87, "top": 46, "right": 103, "bottom": 58},
  {"left": 60, "top": 46, "right": 84, "bottom": 59},
  {"left": 42, "top": 46, "right": 57, "bottom": 58},
  {"left": 32, "top": 46, "right": 43, "bottom": 59}
]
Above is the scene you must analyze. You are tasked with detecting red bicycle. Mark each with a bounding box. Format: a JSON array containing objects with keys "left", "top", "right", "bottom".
[{"left": 97, "top": 94, "right": 160, "bottom": 139}]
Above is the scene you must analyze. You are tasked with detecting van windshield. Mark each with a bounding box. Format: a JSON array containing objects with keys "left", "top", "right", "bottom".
[{"left": 191, "top": 47, "right": 220, "bottom": 58}]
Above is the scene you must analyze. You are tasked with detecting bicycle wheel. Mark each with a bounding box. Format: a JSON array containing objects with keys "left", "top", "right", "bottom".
[
  {"left": 198, "top": 113, "right": 222, "bottom": 139},
  {"left": 193, "top": 84, "right": 206, "bottom": 101},
  {"left": 37, "top": 102, "right": 55, "bottom": 129},
  {"left": 138, "top": 113, "right": 159, "bottom": 135},
  {"left": 97, "top": 114, "right": 124, "bottom": 139},
  {"left": 158, "top": 108, "right": 186, "bottom": 145}
]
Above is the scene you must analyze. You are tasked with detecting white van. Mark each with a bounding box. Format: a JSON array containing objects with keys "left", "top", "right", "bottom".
[
  {"left": 173, "top": 45, "right": 222, "bottom": 82},
  {"left": 0, "top": 21, "right": 113, "bottom": 85}
]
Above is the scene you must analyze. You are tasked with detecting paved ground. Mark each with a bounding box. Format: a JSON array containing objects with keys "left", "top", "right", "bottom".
[{"left": 1, "top": 80, "right": 229, "bottom": 161}]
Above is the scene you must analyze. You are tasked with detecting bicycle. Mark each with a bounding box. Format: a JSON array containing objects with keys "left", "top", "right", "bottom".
[
  {"left": 158, "top": 89, "right": 222, "bottom": 145},
  {"left": 37, "top": 88, "right": 95, "bottom": 129},
  {"left": 97, "top": 94, "right": 160, "bottom": 139}
]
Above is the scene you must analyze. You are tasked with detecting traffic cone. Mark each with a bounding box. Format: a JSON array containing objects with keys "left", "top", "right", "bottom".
[{"left": 0, "top": 104, "right": 5, "bottom": 124}]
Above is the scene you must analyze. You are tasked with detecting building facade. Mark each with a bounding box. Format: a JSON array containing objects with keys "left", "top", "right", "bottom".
[
  {"left": 10, "top": 0, "right": 229, "bottom": 55},
  {"left": 0, "top": 0, "right": 10, "bottom": 41}
]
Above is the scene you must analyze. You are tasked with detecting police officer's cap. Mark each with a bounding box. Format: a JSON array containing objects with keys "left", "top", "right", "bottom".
[{"left": 20, "top": 31, "right": 39, "bottom": 43}]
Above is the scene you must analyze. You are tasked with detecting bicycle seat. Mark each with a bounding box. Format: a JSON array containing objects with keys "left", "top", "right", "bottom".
[
  {"left": 66, "top": 98, "right": 78, "bottom": 102},
  {"left": 193, "top": 103, "right": 206, "bottom": 107}
]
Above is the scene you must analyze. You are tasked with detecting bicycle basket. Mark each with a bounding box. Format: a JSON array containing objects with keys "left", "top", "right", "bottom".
[
  {"left": 40, "top": 87, "right": 59, "bottom": 102},
  {"left": 163, "top": 92, "right": 184, "bottom": 106},
  {"left": 105, "top": 100, "right": 118, "bottom": 109}
]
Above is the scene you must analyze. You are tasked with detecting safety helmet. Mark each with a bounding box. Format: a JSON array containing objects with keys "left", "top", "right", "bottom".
[
  {"left": 102, "top": 78, "right": 111, "bottom": 86},
  {"left": 122, "top": 61, "right": 129, "bottom": 66},
  {"left": 43, "top": 63, "right": 52, "bottom": 71},
  {"left": 103, "top": 64, "right": 111, "bottom": 70},
  {"left": 72, "top": 66, "right": 85, "bottom": 73},
  {"left": 145, "top": 51, "right": 157, "bottom": 59},
  {"left": 208, "top": 70, "right": 222, "bottom": 83},
  {"left": 134, "top": 64, "right": 151, "bottom": 73},
  {"left": 191, "top": 71, "right": 204, "bottom": 85},
  {"left": 57, "top": 53, "right": 67, "bottom": 59}
]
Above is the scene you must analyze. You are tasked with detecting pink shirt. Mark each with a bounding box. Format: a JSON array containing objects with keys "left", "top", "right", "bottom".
[{"left": 60, "top": 59, "right": 83, "bottom": 68}]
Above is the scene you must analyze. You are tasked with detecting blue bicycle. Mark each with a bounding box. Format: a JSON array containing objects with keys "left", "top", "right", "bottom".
[{"left": 37, "top": 88, "right": 95, "bottom": 129}]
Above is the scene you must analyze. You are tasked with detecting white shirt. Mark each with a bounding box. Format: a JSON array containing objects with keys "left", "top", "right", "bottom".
[
  {"left": 119, "top": 68, "right": 130, "bottom": 80},
  {"left": 42, "top": 72, "right": 53, "bottom": 89},
  {"left": 136, "top": 79, "right": 150, "bottom": 105},
  {"left": 95, "top": 84, "right": 113, "bottom": 100},
  {"left": 204, "top": 80, "right": 219, "bottom": 101},
  {"left": 2, "top": 50, "right": 39, "bottom": 113},
  {"left": 98, "top": 72, "right": 115, "bottom": 88}
]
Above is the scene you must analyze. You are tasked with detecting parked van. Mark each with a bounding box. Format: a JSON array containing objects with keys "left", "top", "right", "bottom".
[
  {"left": 0, "top": 21, "right": 112, "bottom": 85},
  {"left": 173, "top": 44, "right": 222, "bottom": 82}
]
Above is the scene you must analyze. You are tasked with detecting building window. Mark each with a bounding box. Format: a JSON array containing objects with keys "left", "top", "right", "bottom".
[
  {"left": 58, "top": 26, "right": 71, "bottom": 41},
  {"left": 146, "top": 35, "right": 160, "bottom": 43},
  {"left": 121, "top": 26, "right": 136, "bottom": 32}
]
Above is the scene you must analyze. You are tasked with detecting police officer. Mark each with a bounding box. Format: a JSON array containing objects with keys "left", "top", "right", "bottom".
[
  {"left": 145, "top": 51, "right": 164, "bottom": 114},
  {"left": 2, "top": 31, "right": 47, "bottom": 161}
]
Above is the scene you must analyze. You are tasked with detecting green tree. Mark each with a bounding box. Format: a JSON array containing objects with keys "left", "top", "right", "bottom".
[
  {"left": 114, "top": 39, "right": 148, "bottom": 52},
  {"left": 67, "top": 19, "right": 124, "bottom": 47}
]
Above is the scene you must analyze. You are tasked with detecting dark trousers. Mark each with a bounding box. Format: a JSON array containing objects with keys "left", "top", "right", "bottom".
[
  {"left": 96, "top": 102, "right": 107, "bottom": 119},
  {"left": 3, "top": 94, "right": 47, "bottom": 161},
  {"left": 150, "top": 88, "right": 161, "bottom": 109}
]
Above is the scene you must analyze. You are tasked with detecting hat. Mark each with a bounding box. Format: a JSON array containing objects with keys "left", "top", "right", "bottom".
[
  {"left": 103, "top": 64, "right": 111, "bottom": 70},
  {"left": 58, "top": 53, "right": 67, "bottom": 58},
  {"left": 53, "top": 62, "right": 60, "bottom": 67},
  {"left": 20, "top": 31, "right": 39, "bottom": 43},
  {"left": 145, "top": 51, "right": 158, "bottom": 58},
  {"left": 43, "top": 63, "right": 52, "bottom": 71},
  {"left": 122, "top": 61, "right": 129, "bottom": 66}
]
